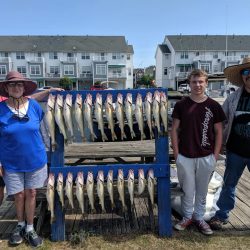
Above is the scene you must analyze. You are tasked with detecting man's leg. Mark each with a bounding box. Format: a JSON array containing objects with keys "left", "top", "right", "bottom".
[
  {"left": 193, "top": 154, "right": 215, "bottom": 221},
  {"left": 215, "top": 151, "right": 246, "bottom": 221},
  {"left": 0, "top": 187, "right": 4, "bottom": 206}
]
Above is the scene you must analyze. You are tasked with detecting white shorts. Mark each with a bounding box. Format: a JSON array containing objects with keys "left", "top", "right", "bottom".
[{"left": 3, "top": 164, "right": 48, "bottom": 195}]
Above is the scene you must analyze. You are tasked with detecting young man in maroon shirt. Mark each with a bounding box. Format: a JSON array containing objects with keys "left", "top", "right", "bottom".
[{"left": 171, "top": 69, "right": 226, "bottom": 235}]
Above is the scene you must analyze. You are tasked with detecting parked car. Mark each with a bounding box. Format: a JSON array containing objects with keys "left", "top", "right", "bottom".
[
  {"left": 90, "top": 85, "right": 106, "bottom": 91},
  {"left": 178, "top": 84, "right": 190, "bottom": 93}
]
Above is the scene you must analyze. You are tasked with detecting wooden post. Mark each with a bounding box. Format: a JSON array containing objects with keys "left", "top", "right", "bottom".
[
  {"left": 155, "top": 133, "right": 172, "bottom": 236},
  {"left": 51, "top": 128, "right": 65, "bottom": 241}
]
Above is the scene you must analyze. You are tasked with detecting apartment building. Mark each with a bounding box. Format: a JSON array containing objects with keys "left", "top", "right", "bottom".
[
  {"left": 155, "top": 35, "right": 250, "bottom": 90},
  {"left": 0, "top": 36, "right": 134, "bottom": 90}
]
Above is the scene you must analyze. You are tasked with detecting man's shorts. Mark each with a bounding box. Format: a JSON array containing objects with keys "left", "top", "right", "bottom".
[
  {"left": 3, "top": 164, "right": 48, "bottom": 196},
  {"left": 0, "top": 176, "right": 5, "bottom": 188}
]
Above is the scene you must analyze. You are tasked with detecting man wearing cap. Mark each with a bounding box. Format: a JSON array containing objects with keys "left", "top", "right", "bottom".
[
  {"left": 0, "top": 71, "right": 49, "bottom": 247},
  {"left": 209, "top": 57, "right": 250, "bottom": 229}
]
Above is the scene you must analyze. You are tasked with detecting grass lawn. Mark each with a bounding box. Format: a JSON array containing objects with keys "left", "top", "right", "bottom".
[{"left": 1, "top": 230, "right": 250, "bottom": 250}]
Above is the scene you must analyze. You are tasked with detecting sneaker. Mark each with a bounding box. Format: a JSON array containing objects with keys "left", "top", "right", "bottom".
[
  {"left": 174, "top": 217, "right": 193, "bottom": 231},
  {"left": 25, "top": 229, "right": 43, "bottom": 248},
  {"left": 9, "top": 225, "right": 25, "bottom": 245},
  {"left": 194, "top": 219, "right": 213, "bottom": 235},
  {"left": 209, "top": 217, "right": 227, "bottom": 230}
]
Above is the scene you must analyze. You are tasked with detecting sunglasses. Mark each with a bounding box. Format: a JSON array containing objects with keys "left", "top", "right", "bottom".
[
  {"left": 7, "top": 82, "right": 24, "bottom": 88},
  {"left": 12, "top": 113, "right": 29, "bottom": 122},
  {"left": 241, "top": 69, "right": 250, "bottom": 76}
]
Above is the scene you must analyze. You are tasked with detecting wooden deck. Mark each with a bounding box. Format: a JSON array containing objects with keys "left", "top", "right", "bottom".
[{"left": 0, "top": 156, "right": 250, "bottom": 239}]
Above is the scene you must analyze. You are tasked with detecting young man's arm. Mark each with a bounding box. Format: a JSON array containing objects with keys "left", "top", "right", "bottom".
[
  {"left": 30, "top": 87, "right": 64, "bottom": 101},
  {"left": 171, "top": 118, "right": 180, "bottom": 161},
  {"left": 213, "top": 122, "right": 223, "bottom": 161}
]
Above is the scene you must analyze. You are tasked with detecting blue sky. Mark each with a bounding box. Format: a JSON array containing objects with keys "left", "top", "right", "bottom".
[{"left": 1, "top": 0, "right": 250, "bottom": 67}]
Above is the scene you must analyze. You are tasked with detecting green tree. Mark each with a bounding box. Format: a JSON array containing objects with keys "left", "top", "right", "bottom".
[
  {"left": 59, "top": 76, "right": 73, "bottom": 90},
  {"left": 139, "top": 75, "right": 154, "bottom": 87}
]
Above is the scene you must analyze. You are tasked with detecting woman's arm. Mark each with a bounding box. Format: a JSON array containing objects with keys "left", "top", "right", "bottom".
[{"left": 30, "top": 87, "right": 64, "bottom": 101}]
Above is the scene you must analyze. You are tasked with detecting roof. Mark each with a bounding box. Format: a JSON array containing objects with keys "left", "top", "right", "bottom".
[
  {"left": 159, "top": 44, "right": 171, "bottom": 53},
  {"left": 165, "top": 35, "right": 250, "bottom": 51},
  {"left": 0, "top": 35, "right": 133, "bottom": 53}
]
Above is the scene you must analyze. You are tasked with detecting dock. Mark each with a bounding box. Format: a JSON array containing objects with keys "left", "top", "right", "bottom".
[{"left": 0, "top": 140, "right": 249, "bottom": 239}]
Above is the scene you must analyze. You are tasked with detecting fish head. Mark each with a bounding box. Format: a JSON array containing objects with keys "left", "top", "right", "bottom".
[
  {"left": 47, "top": 94, "right": 55, "bottom": 109},
  {"left": 107, "top": 170, "right": 113, "bottom": 181},
  {"left": 136, "top": 93, "right": 142, "bottom": 105},
  {"left": 145, "top": 92, "right": 153, "bottom": 104},
  {"left": 67, "top": 172, "right": 73, "bottom": 183},
  {"left": 85, "top": 94, "right": 92, "bottom": 106},
  {"left": 87, "top": 171, "right": 94, "bottom": 183},
  {"left": 57, "top": 172, "right": 64, "bottom": 183},
  {"left": 126, "top": 93, "right": 133, "bottom": 105},
  {"left": 160, "top": 92, "right": 167, "bottom": 103},
  {"left": 48, "top": 173, "right": 55, "bottom": 186},
  {"left": 154, "top": 91, "right": 161, "bottom": 103},
  {"left": 148, "top": 169, "right": 154, "bottom": 178},
  {"left": 138, "top": 169, "right": 145, "bottom": 179},
  {"left": 128, "top": 169, "right": 134, "bottom": 180},
  {"left": 65, "top": 94, "right": 72, "bottom": 106},
  {"left": 76, "top": 171, "right": 84, "bottom": 185},
  {"left": 76, "top": 94, "right": 83, "bottom": 106},
  {"left": 56, "top": 94, "right": 64, "bottom": 107},
  {"left": 97, "top": 170, "right": 104, "bottom": 182},
  {"left": 117, "top": 93, "right": 123, "bottom": 105},
  {"left": 118, "top": 169, "right": 124, "bottom": 179},
  {"left": 106, "top": 93, "right": 113, "bottom": 105},
  {"left": 95, "top": 93, "right": 102, "bottom": 106}
]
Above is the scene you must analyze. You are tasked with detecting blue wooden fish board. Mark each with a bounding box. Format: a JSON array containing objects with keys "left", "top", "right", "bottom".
[{"left": 48, "top": 88, "right": 172, "bottom": 241}]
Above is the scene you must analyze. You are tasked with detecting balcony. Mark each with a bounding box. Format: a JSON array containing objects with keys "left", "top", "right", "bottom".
[
  {"left": 47, "top": 73, "right": 60, "bottom": 78},
  {"left": 80, "top": 73, "right": 93, "bottom": 78},
  {"left": 108, "top": 73, "right": 126, "bottom": 78},
  {"left": 0, "top": 57, "right": 10, "bottom": 63},
  {"left": 60, "top": 57, "right": 77, "bottom": 63},
  {"left": 92, "top": 56, "right": 108, "bottom": 61},
  {"left": 27, "top": 57, "right": 44, "bottom": 63},
  {"left": 193, "top": 55, "right": 213, "bottom": 62},
  {"left": 176, "top": 72, "right": 189, "bottom": 79}
]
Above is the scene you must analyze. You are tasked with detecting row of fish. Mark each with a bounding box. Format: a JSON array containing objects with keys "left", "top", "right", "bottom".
[
  {"left": 46, "top": 169, "right": 156, "bottom": 223},
  {"left": 45, "top": 91, "right": 168, "bottom": 149}
]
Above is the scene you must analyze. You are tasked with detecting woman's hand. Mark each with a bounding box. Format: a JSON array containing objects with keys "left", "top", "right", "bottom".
[
  {"left": 0, "top": 166, "right": 3, "bottom": 177},
  {"left": 49, "top": 87, "right": 64, "bottom": 92}
]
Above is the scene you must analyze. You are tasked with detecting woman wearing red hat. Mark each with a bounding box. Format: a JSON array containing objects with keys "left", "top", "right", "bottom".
[{"left": 0, "top": 71, "right": 61, "bottom": 247}]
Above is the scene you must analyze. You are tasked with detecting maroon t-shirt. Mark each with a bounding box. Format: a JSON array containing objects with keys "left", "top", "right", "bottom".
[{"left": 172, "top": 97, "right": 226, "bottom": 158}]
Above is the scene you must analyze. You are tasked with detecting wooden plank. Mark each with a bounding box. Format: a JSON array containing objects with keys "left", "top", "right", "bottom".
[{"left": 65, "top": 140, "right": 156, "bottom": 159}]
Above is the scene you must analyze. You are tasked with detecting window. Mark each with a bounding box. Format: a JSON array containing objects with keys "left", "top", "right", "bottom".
[
  {"left": 50, "top": 66, "right": 59, "bottom": 75},
  {"left": 0, "top": 52, "right": 8, "bottom": 58},
  {"left": 213, "top": 52, "right": 218, "bottom": 59},
  {"left": 81, "top": 52, "right": 90, "bottom": 60},
  {"left": 96, "top": 64, "right": 106, "bottom": 75},
  {"left": 64, "top": 65, "right": 74, "bottom": 75},
  {"left": 0, "top": 65, "right": 7, "bottom": 75},
  {"left": 16, "top": 52, "right": 25, "bottom": 59},
  {"left": 128, "top": 68, "right": 131, "bottom": 76},
  {"left": 49, "top": 52, "right": 58, "bottom": 59},
  {"left": 241, "top": 54, "right": 249, "bottom": 59},
  {"left": 164, "top": 67, "right": 168, "bottom": 75},
  {"left": 17, "top": 66, "right": 26, "bottom": 75},
  {"left": 30, "top": 65, "right": 41, "bottom": 75},
  {"left": 81, "top": 66, "right": 92, "bottom": 77},
  {"left": 96, "top": 52, "right": 106, "bottom": 61},
  {"left": 112, "top": 69, "right": 122, "bottom": 76},
  {"left": 195, "top": 52, "right": 199, "bottom": 56},
  {"left": 112, "top": 53, "right": 121, "bottom": 60},
  {"left": 127, "top": 54, "right": 130, "bottom": 60},
  {"left": 180, "top": 51, "right": 188, "bottom": 59},
  {"left": 200, "top": 63, "right": 210, "bottom": 73},
  {"left": 36, "top": 52, "right": 42, "bottom": 57}
]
